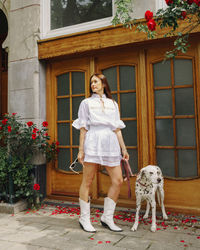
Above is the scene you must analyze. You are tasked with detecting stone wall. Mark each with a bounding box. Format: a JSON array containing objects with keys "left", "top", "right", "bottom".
[{"left": 4, "top": 0, "right": 45, "bottom": 126}]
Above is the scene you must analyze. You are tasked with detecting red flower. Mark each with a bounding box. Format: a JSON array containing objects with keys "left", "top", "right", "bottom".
[
  {"left": 42, "top": 121, "right": 48, "bottom": 127},
  {"left": 33, "top": 128, "right": 38, "bottom": 133},
  {"left": 55, "top": 141, "right": 60, "bottom": 146},
  {"left": 165, "top": 0, "right": 173, "bottom": 5},
  {"left": 8, "top": 126, "right": 12, "bottom": 132},
  {"left": 145, "top": 10, "right": 153, "bottom": 21},
  {"left": 194, "top": 0, "right": 200, "bottom": 6},
  {"left": 181, "top": 11, "right": 187, "bottom": 19},
  {"left": 12, "top": 113, "right": 17, "bottom": 116},
  {"left": 32, "top": 133, "right": 37, "bottom": 140},
  {"left": 44, "top": 133, "right": 48, "bottom": 137},
  {"left": 187, "top": 0, "right": 194, "bottom": 4},
  {"left": 27, "top": 121, "right": 33, "bottom": 127},
  {"left": 2, "top": 119, "right": 8, "bottom": 125},
  {"left": 147, "top": 19, "right": 156, "bottom": 31},
  {"left": 0, "top": 126, "right": 2, "bottom": 130},
  {"left": 33, "top": 183, "right": 40, "bottom": 191}
]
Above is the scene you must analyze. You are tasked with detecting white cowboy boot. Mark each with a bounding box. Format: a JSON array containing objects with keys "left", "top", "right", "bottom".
[
  {"left": 100, "top": 197, "right": 123, "bottom": 232},
  {"left": 79, "top": 198, "right": 96, "bottom": 233}
]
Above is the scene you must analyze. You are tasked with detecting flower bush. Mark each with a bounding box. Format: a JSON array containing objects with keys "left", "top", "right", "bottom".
[
  {"left": 0, "top": 113, "right": 59, "bottom": 208},
  {"left": 113, "top": 0, "right": 200, "bottom": 58}
]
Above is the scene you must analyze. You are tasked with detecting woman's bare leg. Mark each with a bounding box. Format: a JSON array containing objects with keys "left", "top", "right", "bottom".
[
  {"left": 79, "top": 162, "right": 98, "bottom": 202},
  {"left": 100, "top": 165, "right": 123, "bottom": 232},
  {"left": 105, "top": 165, "right": 123, "bottom": 202}
]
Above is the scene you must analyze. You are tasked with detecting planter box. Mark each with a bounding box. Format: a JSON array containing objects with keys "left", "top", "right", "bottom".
[{"left": 0, "top": 200, "right": 27, "bottom": 214}]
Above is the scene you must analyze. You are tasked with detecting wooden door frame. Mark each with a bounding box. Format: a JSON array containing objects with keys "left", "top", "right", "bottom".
[{"left": 45, "top": 38, "right": 200, "bottom": 214}]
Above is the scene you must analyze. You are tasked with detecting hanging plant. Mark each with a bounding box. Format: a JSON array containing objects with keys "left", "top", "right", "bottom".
[{"left": 113, "top": 0, "right": 200, "bottom": 58}]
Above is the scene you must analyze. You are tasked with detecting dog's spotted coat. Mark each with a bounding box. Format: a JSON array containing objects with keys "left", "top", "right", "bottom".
[{"left": 131, "top": 165, "right": 168, "bottom": 232}]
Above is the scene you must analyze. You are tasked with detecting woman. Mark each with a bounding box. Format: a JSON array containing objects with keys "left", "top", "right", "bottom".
[{"left": 72, "top": 73, "right": 129, "bottom": 233}]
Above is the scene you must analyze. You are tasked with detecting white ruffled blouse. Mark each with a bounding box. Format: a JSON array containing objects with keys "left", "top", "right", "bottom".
[
  {"left": 72, "top": 94, "right": 126, "bottom": 159},
  {"left": 72, "top": 94, "right": 125, "bottom": 131}
]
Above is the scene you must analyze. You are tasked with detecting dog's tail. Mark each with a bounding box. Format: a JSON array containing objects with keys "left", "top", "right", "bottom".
[{"left": 156, "top": 188, "right": 161, "bottom": 206}]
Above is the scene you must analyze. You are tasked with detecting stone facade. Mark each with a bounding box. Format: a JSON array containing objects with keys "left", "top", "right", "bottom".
[{"left": 0, "top": 0, "right": 45, "bottom": 126}]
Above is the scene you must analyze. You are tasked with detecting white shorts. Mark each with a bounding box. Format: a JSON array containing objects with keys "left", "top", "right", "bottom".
[{"left": 84, "top": 154, "right": 121, "bottom": 167}]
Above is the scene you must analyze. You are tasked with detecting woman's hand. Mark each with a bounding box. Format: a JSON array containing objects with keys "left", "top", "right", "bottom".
[
  {"left": 78, "top": 150, "right": 84, "bottom": 165},
  {"left": 122, "top": 149, "right": 129, "bottom": 160}
]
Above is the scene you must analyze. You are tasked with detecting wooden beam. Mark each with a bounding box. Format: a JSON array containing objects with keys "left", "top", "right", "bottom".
[{"left": 38, "top": 17, "right": 200, "bottom": 60}]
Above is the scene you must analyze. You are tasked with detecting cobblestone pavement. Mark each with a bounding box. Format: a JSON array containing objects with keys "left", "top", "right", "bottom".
[{"left": 0, "top": 200, "right": 200, "bottom": 250}]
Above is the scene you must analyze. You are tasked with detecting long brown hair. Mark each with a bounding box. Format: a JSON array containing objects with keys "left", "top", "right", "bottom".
[{"left": 89, "top": 73, "right": 112, "bottom": 99}]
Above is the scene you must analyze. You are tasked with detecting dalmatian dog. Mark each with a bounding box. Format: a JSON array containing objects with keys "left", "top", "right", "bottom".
[{"left": 131, "top": 165, "right": 168, "bottom": 232}]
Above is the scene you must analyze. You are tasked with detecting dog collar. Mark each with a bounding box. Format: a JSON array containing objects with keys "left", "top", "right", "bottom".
[{"left": 137, "top": 179, "right": 147, "bottom": 187}]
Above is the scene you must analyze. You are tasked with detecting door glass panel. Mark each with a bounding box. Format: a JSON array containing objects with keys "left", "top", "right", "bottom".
[
  {"left": 128, "top": 149, "right": 138, "bottom": 173},
  {"left": 156, "top": 149, "right": 175, "bottom": 177},
  {"left": 57, "top": 98, "right": 70, "bottom": 120},
  {"left": 72, "top": 72, "right": 85, "bottom": 94},
  {"left": 155, "top": 89, "right": 172, "bottom": 116},
  {"left": 178, "top": 150, "right": 197, "bottom": 177},
  {"left": 58, "top": 123, "right": 70, "bottom": 145},
  {"left": 58, "top": 148, "right": 70, "bottom": 171},
  {"left": 153, "top": 58, "right": 198, "bottom": 178},
  {"left": 123, "top": 120, "right": 137, "bottom": 146},
  {"left": 174, "top": 59, "right": 193, "bottom": 85},
  {"left": 119, "top": 66, "right": 136, "bottom": 90},
  {"left": 57, "top": 73, "right": 70, "bottom": 96},
  {"left": 156, "top": 119, "right": 174, "bottom": 146},
  {"left": 51, "top": 0, "right": 112, "bottom": 30},
  {"left": 72, "top": 126, "right": 79, "bottom": 146},
  {"left": 120, "top": 93, "right": 136, "bottom": 118},
  {"left": 175, "top": 88, "right": 195, "bottom": 115},
  {"left": 57, "top": 71, "right": 86, "bottom": 172},
  {"left": 102, "top": 67, "right": 117, "bottom": 91},
  {"left": 112, "top": 94, "right": 118, "bottom": 103},
  {"left": 72, "top": 96, "right": 85, "bottom": 120},
  {"left": 153, "top": 60, "right": 171, "bottom": 87},
  {"left": 176, "top": 119, "right": 196, "bottom": 146}
]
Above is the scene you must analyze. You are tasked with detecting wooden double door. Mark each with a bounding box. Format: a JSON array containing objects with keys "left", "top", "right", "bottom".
[{"left": 46, "top": 42, "right": 200, "bottom": 214}]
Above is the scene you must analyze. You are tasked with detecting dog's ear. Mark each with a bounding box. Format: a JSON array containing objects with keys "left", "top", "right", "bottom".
[
  {"left": 138, "top": 169, "right": 146, "bottom": 179},
  {"left": 157, "top": 166, "right": 163, "bottom": 177}
]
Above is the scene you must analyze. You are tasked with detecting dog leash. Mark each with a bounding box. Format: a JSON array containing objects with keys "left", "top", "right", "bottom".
[{"left": 120, "top": 159, "right": 137, "bottom": 198}]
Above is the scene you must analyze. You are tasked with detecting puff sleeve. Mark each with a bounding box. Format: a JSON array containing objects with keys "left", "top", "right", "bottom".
[
  {"left": 72, "top": 99, "right": 89, "bottom": 130},
  {"left": 112, "top": 102, "right": 126, "bottom": 130}
]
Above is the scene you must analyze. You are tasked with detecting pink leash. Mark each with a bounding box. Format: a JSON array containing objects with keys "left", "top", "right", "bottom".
[{"left": 120, "top": 159, "right": 136, "bottom": 198}]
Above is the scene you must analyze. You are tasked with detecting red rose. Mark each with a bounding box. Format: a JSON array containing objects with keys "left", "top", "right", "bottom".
[
  {"left": 42, "top": 121, "right": 48, "bottom": 127},
  {"left": 187, "top": 0, "right": 194, "bottom": 4},
  {"left": 2, "top": 119, "right": 8, "bottom": 125},
  {"left": 27, "top": 121, "right": 33, "bottom": 127},
  {"left": 181, "top": 11, "right": 187, "bottom": 19},
  {"left": 33, "top": 183, "right": 40, "bottom": 191},
  {"left": 0, "top": 126, "right": 3, "bottom": 130},
  {"left": 145, "top": 10, "right": 153, "bottom": 21},
  {"left": 56, "top": 141, "right": 60, "bottom": 146},
  {"left": 12, "top": 113, "right": 17, "bottom": 116},
  {"left": 147, "top": 19, "right": 156, "bottom": 31},
  {"left": 33, "top": 128, "right": 38, "bottom": 133},
  {"left": 32, "top": 133, "right": 37, "bottom": 140},
  {"left": 44, "top": 133, "right": 48, "bottom": 137},
  {"left": 194, "top": 0, "right": 200, "bottom": 6},
  {"left": 8, "top": 126, "right": 12, "bottom": 132},
  {"left": 165, "top": 0, "right": 173, "bottom": 5}
]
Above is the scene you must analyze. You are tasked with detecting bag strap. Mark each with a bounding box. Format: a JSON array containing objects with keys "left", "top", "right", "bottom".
[{"left": 121, "top": 159, "right": 135, "bottom": 198}]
